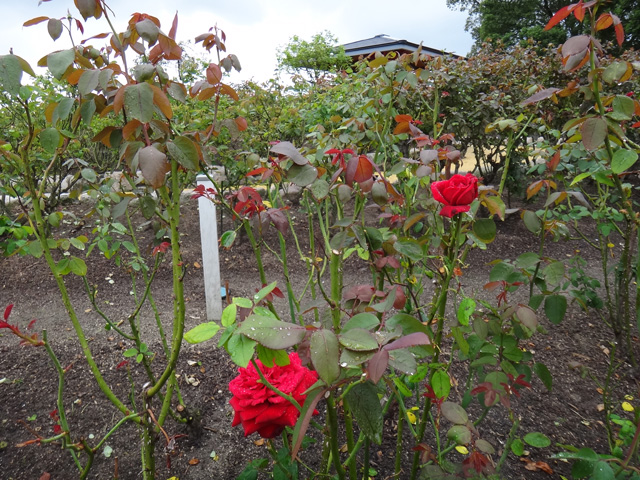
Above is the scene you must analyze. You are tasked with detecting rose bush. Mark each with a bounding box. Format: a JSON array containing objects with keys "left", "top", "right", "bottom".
[
  {"left": 229, "top": 352, "right": 318, "bottom": 438},
  {"left": 431, "top": 173, "right": 479, "bottom": 218}
]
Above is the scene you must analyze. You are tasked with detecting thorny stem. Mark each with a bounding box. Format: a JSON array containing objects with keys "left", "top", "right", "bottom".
[
  {"left": 147, "top": 162, "right": 184, "bottom": 405},
  {"left": 42, "top": 330, "right": 81, "bottom": 471},
  {"left": 411, "top": 213, "right": 463, "bottom": 479},
  {"left": 21, "top": 145, "right": 136, "bottom": 423},
  {"left": 326, "top": 393, "right": 346, "bottom": 480},
  {"left": 496, "top": 416, "right": 520, "bottom": 472}
]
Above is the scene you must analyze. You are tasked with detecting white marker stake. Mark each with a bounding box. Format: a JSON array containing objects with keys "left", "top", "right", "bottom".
[{"left": 196, "top": 174, "right": 222, "bottom": 321}]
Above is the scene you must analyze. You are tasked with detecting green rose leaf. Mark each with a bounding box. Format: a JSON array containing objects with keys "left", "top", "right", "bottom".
[
  {"left": 184, "top": 322, "right": 221, "bottom": 344},
  {"left": 544, "top": 294, "right": 567, "bottom": 325},
  {"left": 47, "top": 49, "right": 75, "bottom": 80},
  {"left": 0, "top": 54, "right": 23, "bottom": 96},
  {"left": 473, "top": 218, "right": 496, "bottom": 244},
  {"left": 611, "top": 149, "right": 638, "bottom": 174},
  {"left": 237, "top": 316, "right": 306, "bottom": 350},
  {"left": 447, "top": 425, "right": 472, "bottom": 445},
  {"left": 441, "top": 401, "right": 468, "bottom": 425},
  {"left": 124, "top": 83, "right": 154, "bottom": 123},
  {"left": 339, "top": 328, "right": 378, "bottom": 351},
  {"left": 345, "top": 382, "right": 383, "bottom": 444},
  {"left": 310, "top": 329, "right": 340, "bottom": 384},
  {"left": 523, "top": 432, "right": 551, "bottom": 448},
  {"left": 457, "top": 297, "right": 476, "bottom": 326}
]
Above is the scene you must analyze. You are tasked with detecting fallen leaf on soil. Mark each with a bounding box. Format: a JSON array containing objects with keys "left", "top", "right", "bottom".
[
  {"left": 520, "top": 458, "right": 553, "bottom": 474},
  {"left": 189, "top": 458, "right": 199, "bottom": 465},
  {"left": 194, "top": 261, "right": 201, "bottom": 268},
  {"left": 597, "top": 404, "right": 605, "bottom": 411},
  {"left": 253, "top": 439, "right": 264, "bottom": 446},
  {"left": 39, "top": 474, "right": 51, "bottom": 480}
]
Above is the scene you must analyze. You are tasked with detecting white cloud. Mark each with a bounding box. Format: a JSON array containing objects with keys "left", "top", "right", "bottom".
[{"left": 1, "top": 0, "right": 473, "bottom": 83}]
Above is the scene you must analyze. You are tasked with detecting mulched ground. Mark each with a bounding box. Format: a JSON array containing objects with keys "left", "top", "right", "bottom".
[{"left": 0, "top": 194, "right": 638, "bottom": 479}]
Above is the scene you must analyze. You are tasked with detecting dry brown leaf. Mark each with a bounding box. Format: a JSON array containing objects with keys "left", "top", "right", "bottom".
[
  {"left": 521, "top": 458, "right": 554, "bottom": 474},
  {"left": 194, "top": 261, "right": 201, "bottom": 268},
  {"left": 39, "top": 474, "right": 51, "bottom": 480},
  {"left": 253, "top": 439, "right": 265, "bottom": 446},
  {"left": 188, "top": 458, "right": 199, "bottom": 465}
]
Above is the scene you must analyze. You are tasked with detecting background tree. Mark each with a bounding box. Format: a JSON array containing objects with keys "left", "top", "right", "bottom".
[
  {"left": 276, "top": 31, "right": 352, "bottom": 81},
  {"left": 447, "top": 0, "right": 640, "bottom": 50}
]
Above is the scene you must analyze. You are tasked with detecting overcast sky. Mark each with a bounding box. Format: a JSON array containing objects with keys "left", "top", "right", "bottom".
[{"left": 3, "top": 0, "right": 474, "bottom": 83}]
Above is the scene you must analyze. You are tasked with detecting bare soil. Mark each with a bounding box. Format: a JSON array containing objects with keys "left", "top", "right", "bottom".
[{"left": 0, "top": 195, "right": 638, "bottom": 480}]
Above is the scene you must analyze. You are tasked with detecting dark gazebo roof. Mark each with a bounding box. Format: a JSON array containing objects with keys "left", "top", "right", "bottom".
[{"left": 342, "top": 34, "right": 463, "bottom": 60}]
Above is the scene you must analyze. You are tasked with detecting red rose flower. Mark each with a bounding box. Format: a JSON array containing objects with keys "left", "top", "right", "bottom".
[
  {"left": 431, "top": 173, "right": 478, "bottom": 218},
  {"left": 229, "top": 352, "right": 318, "bottom": 438}
]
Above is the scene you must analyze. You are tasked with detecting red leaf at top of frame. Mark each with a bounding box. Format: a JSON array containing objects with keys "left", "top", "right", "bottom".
[
  {"left": 595, "top": 13, "right": 613, "bottom": 31},
  {"left": 23, "top": 16, "right": 50, "bottom": 27},
  {"left": 168, "top": 11, "right": 179, "bottom": 40},
  {"left": 4, "top": 304, "right": 13, "bottom": 321},
  {"left": 573, "top": 0, "right": 585, "bottom": 22},
  {"left": 545, "top": 4, "right": 573, "bottom": 30},
  {"left": 612, "top": 14, "right": 625, "bottom": 47}
]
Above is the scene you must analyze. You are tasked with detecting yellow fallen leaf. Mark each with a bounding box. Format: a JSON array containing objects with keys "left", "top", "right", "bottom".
[
  {"left": 194, "top": 261, "right": 201, "bottom": 269},
  {"left": 406, "top": 407, "right": 419, "bottom": 425},
  {"left": 455, "top": 446, "right": 469, "bottom": 455},
  {"left": 622, "top": 402, "right": 635, "bottom": 412},
  {"left": 624, "top": 395, "right": 634, "bottom": 401}
]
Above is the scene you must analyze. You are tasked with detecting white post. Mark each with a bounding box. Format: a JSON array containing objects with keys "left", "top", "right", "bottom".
[{"left": 196, "top": 174, "right": 222, "bottom": 321}]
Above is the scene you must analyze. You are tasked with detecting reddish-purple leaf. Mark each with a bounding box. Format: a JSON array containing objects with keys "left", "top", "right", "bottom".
[
  {"left": 345, "top": 155, "right": 374, "bottom": 186},
  {"left": 561, "top": 35, "right": 591, "bottom": 58},
  {"left": 367, "top": 349, "right": 389, "bottom": 384},
  {"left": 3, "top": 304, "right": 13, "bottom": 321},
  {"left": 383, "top": 332, "right": 430, "bottom": 351},
  {"left": 270, "top": 141, "right": 308, "bottom": 166},
  {"left": 520, "top": 87, "right": 560, "bottom": 106},
  {"left": 138, "top": 145, "right": 170, "bottom": 189},
  {"left": 581, "top": 117, "right": 607, "bottom": 151},
  {"left": 291, "top": 387, "right": 328, "bottom": 460}
]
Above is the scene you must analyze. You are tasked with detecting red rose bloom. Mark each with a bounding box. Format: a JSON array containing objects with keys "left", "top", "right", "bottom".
[
  {"left": 229, "top": 352, "right": 318, "bottom": 438},
  {"left": 431, "top": 173, "right": 478, "bottom": 218}
]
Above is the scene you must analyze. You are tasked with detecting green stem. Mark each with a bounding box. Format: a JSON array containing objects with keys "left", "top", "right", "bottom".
[
  {"left": 278, "top": 231, "right": 300, "bottom": 324},
  {"left": 395, "top": 414, "right": 404, "bottom": 476},
  {"left": 42, "top": 331, "right": 81, "bottom": 471},
  {"left": 326, "top": 393, "right": 346, "bottom": 480},
  {"left": 496, "top": 416, "right": 520, "bottom": 473},
  {"left": 330, "top": 251, "right": 343, "bottom": 332},
  {"left": 361, "top": 437, "right": 371, "bottom": 480},
  {"left": 343, "top": 401, "right": 357, "bottom": 480},
  {"left": 22, "top": 149, "right": 135, "bottom": 421},
  {"left": 147, "top": 164, "right": 184, "bottom": 402}
]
